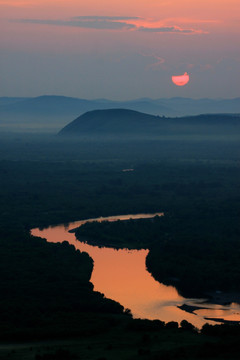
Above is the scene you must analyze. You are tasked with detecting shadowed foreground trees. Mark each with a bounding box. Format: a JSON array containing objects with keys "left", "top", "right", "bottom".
[{"left": 0, "top": 228, "right": 125, "bottom": 340}]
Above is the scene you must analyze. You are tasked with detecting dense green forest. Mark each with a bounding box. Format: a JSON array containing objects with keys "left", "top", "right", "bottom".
[{"left": 0, "top": 132, "right": 240, "bottom": 358}]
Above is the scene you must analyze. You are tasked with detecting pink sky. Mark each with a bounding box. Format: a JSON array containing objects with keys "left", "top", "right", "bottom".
[{"left": 0, "top": 0, "right": 239, "bottom": 99}]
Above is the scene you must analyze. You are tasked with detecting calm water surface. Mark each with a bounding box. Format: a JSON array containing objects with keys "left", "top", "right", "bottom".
[{"left": 31, "top": 213, "right": 240, "bottom": 328}]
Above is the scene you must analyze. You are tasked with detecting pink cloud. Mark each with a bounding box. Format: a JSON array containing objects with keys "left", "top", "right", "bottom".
[{"left": 12, "top": 15, "right": 208, "bottom": 35}]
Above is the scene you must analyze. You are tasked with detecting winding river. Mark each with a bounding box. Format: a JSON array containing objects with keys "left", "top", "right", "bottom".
[{"left": 31, "top": 213, "right": 240, "bottom": 328}]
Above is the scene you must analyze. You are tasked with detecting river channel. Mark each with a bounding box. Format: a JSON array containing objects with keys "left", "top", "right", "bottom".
[{"left": 31, "top": 213, "right": 240, "bottom": 328}]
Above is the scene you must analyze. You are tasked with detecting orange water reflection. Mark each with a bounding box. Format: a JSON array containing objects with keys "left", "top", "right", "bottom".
[
  {"left": 31, "top": 214, "right": 240, "bottom": 328},
  {"left": 195, "top": 304, "right": 240, "bottom": 322}
]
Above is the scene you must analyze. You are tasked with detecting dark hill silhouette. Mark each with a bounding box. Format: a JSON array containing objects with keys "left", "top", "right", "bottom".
[
  {"left": 1, "top": 95, "right": 240, "bottom": 132},
  {"left": 59, "top": 109, "right": 240, "bottom": 137},
  {"left": 59, "top": 109, "right": 160, "bottom": 135}
]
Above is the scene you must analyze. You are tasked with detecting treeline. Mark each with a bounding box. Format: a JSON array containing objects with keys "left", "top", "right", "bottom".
[
  {"left": 75, "top": 205, "right": 240, "bottom": 296},
  {"left": 0, "top": 228, "right": 125, "bottom": 340},
  {"left": 146, "top": 210, "right": 240, "bottom": 296},
  {"left": 75, "top": 217, "right": 161, "bottom": 249}
]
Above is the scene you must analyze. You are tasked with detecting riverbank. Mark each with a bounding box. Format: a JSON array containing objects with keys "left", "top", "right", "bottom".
[{"left": 32, "top": 217, "right": 240, "bottom": 327}]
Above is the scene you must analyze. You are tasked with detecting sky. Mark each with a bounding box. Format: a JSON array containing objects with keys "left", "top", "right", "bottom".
[{"left": 0, "top": 0, "right": 240, "bottom": 100}]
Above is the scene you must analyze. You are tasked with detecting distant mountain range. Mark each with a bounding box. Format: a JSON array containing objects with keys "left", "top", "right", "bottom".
[
  {"left": 59, "top": 108, "right": 240, "bottom": 138},
  {"left": 0, "top": 95, "right": 240, "bottom": 132}
]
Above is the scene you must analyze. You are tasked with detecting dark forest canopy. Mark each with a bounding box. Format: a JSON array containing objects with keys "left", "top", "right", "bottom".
[
  {"left": 0, "top": 228, "right": 126, "bottom": 341},
  {"left": 0, "top": 132, "right": 240, "bottom": 357},
  {"left": 74, "top": 210, "right": 240, "bottom": 298}
]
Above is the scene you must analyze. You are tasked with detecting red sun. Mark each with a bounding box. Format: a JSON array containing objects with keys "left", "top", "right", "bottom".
[{"left": 172, "top": 72, "right": 189, "bottom": 86}]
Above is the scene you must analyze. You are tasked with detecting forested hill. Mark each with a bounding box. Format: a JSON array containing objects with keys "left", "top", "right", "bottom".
[
  {"left": 1, "top": 96, "right": 240, "bottom": 133},
  {"left": 59, "top": 109, "right": 240, "bottom": 136},
  {"left": 59, "top": 109, "right": 156, "bottom": 135}
]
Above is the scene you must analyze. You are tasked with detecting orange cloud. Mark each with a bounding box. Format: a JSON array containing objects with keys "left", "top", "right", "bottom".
[{"left": 13, "top": 15, "right": 207, "bottom": 34}]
